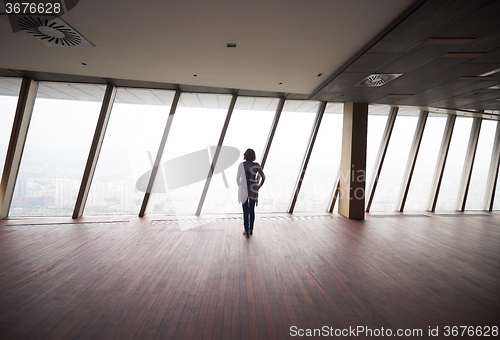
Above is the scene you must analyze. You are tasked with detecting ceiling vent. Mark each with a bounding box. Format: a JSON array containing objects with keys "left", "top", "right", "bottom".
[
  {"left": 18, "top": 16, "right": 94, "bottom": 47},
  {"left": 355, "top": 73, "right": 403, "bottom": 87}
]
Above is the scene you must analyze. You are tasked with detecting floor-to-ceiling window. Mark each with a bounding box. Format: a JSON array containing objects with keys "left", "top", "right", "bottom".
[
  {"left": 294, "top": 103, "right": 343, "bottom": 212},
  {"left": 466, "top": 119, "right": 497, "bottom": 210},
  {"left": 404, "top": 115, "right": 447, "bottom": 211},
  {"left": 85, "top": 88, "right": 175, "bottom": 215},
  {"left": 11, "top": 82, "right": 104, "bottom": 216},
  {"left": 3, "top": 76, "right": 498, "bottom": 217},
  {"left": 365, "top": 105, "right": 391, "bottom": 205},
  {"left": 435, "top": 117, "right": 473, "bottom": 211},
  {"left": 202, "top": 97, "right": 279, "bottom": 214},
  {"left": 146, "top": 93, "right": 232, "bottom": 216},
  {"left": 258, "top": 100, "right": 319, "bottom": 212},
  {"left": 370, "top": 107, "right": 419, "bottom": 211},
  {"left": 0, "top": 77, "right": 22, "bottom": 179}
]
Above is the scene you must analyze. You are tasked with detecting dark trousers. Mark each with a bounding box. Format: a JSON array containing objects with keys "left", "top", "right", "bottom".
[{"left": 242, "top": 198, "right": 256, "bottom": 234}]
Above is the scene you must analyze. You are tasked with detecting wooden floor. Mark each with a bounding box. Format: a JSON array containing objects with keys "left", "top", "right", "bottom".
[{"left": 0, "top": 212, "right": 499, "bottom": 339}]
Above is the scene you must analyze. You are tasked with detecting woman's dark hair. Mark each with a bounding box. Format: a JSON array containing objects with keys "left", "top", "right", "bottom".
[{"left": 244, "top": 149, "right": 256, "bottom": 162}]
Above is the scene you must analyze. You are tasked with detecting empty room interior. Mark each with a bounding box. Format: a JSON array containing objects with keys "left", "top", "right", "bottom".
[{"left": 1, "top": 0, "right": 499, "bottom": 338}]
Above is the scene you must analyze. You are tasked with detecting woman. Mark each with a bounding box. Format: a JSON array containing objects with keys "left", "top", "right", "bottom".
[{"left": 236, "top": 149, "right": 265, "bottom": 237}]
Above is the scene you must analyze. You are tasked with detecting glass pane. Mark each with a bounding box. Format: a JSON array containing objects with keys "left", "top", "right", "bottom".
[
  {"left": 11, "top": 82, "right": 105, "bottom": 217},
  {"left": 436, "top": 117, "right": 473, "bottom": 211},
  {"left": 0, "top": 77, "right": 22, "bottom": 178},
  {"left": 146, "top": 93, "right": 232, "bottom": 215},
  {"left": 202, "top": 97, "right": 279, "bottom": 214},
  {"left": 366, "top": 106, "right": 391, "bottom": 197},
  {"left": 466, "top": 120, "right": 497, "bottom": 210},
  {"left": 404, "top": 115, "right": 447, "bottom": 211},
  {"left": 85, "top": 88, "right": 175, "bottom": 215},
  {"left": 294, "top": 103, "right": 343, "bottom": 212},
  {"left": 259, "top": 100, "right": 318, "bottom": 212},
  {"left": 370, "top": 108, "right": 419, "bottom": 211}
]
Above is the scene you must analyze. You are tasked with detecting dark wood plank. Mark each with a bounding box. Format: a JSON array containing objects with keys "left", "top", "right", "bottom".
[{"left": 0, "top": 212, "right": 499, "bottom": 339}]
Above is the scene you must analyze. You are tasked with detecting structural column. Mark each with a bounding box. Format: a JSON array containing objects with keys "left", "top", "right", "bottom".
[
  {"left": 456, "top": 117, "right": 482, "bottom": 211},
  {"left": 483, "top": 120, "right": 500, "bottom": 211},
  {"left": 338, "top": 102, "right": 368, "bottom": 219},
  {"left": 0, "top": 78, "right": 38, "bottom": 219}
]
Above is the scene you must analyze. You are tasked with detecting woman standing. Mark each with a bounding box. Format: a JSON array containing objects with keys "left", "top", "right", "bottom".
[{"left": 236, "top": 149, "right": 265, "bottom": 237}]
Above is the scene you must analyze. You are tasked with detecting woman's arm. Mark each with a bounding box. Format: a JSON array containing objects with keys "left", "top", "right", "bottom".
[
  {"left": 256, "top": 164, "right": 265, "bottom": 188},
  {"left": 236, "top": 162, "right": 244, "bottom": 186}
]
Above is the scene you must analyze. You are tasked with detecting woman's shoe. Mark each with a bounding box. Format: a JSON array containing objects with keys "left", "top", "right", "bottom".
[{"left": 243, "top": 232, "right": 249, "bottom": 237}]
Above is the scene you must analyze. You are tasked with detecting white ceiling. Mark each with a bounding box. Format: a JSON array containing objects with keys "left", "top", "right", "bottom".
[{"left": 0, "top": 0, "right": 416, "bottom": 95}]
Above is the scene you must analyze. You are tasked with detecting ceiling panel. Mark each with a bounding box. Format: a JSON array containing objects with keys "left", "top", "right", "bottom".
[
  {"left": 454, "top": 28, "right": 500, "bottom": 52},
  {"left": 469, "top": 48, "right": 500, "bottom": 64},
  {"left": 343, "top": 53, "right": 402, "bottom": 73},
  {"left": 366, "top": 0, "right": 489, "bottom": 54},
  {"left": 378, "top": 44, "right": 459, "bottom": 74},
  {"left": 314, "top": 72, "right": 370, "bottom": 95},
  {"left": 376, "top": 57, "right": 470, "bottom": 93},
  {"left": 436, "top": 0, "right": 500, "bottom": 38},
  {"left": 392, "top": 63, "right": 497, "bottom": 95}
]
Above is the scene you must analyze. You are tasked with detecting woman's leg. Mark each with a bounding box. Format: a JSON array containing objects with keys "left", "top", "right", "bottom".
[
  {"left": 242, "top": 199, "right": 249, "bottom": 235},
  {"left": 249, "top": 199, "right": 256, "bottom": 234}
]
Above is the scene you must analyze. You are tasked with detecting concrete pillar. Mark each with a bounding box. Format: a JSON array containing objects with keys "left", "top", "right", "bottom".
[
  {"left": 338, "top": 102, "right": 368, "bottom": 219},
  {"left": 0, "top": 78, "right": 38, "bottom": 219}
]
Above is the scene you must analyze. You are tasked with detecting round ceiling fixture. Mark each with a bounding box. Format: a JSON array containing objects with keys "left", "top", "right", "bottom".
[
  {"left": 355, "top": 73, "right": 403, "bottom": 87},
  {"left": 16, "top": 16, "right": 94, "bottom": 47},
  {"left": 18, "top": 17, "right": 82, "bottom": 46},
  {"left": 37, "top": 25, "right": 66, "bottom": 39}
]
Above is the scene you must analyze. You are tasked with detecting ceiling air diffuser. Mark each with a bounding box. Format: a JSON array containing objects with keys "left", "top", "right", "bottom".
[
  {"left": 18, "top": 16, "right": 93, "bottom": 47},
  {"left": 355, "top": 73, "right": 403, "bottom": 87}
]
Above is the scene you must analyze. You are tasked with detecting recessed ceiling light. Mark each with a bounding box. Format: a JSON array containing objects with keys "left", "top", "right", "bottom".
[
  {"left": 424, "top": 38, "right": 475, "bottom": 44},
  {"left": 479, "top": 68, "right": 500, "bottom": 77},
  {"left": 442, "top": 52, "right": 485, "bottom": 58},
  {"left": 317, "top": 73, "right": 323, "bottom": 77},
  {"left": 226, "top": 43, "right": 237, "bottom": 48},
  {"left": 460, "top": 76, "right": 493, "bottom": 80},
  {"left": 355, "top": 73, "right": 403, "bottom": 87}
]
